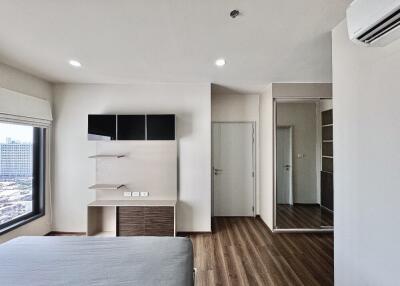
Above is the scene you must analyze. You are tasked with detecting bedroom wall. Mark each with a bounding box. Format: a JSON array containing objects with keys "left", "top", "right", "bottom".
[
  {"left": 0, "top": 63, "right": 53, "bottom": 243},
  {"left": 211, "top": 93, "right": 260, "bottom": 213},
  {"left": 333, "top": 20, "right": 400, "bottom": 285},
  {"left": 52, "top": 83, "right": 211, "bottom": 232}
]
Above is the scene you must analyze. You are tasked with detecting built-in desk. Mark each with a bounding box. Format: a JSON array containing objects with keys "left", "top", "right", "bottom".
[{"left": 87, "top": 200, "right": 176, "bottom": 237}]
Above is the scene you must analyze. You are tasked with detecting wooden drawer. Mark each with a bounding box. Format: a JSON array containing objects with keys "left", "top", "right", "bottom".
[
  {"left": 117, "top": 206, "right": 145, "bottom": 236},
  {"left": 144, "top": 206, "right": 174, "bottom": 236},
  {"left": 117, "top": 206, "right": 174, "bottom": 237}
]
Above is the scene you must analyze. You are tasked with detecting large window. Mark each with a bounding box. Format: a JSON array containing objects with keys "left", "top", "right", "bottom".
[{"left": 0, "top": 122, "right": 45, "bottom": 233}]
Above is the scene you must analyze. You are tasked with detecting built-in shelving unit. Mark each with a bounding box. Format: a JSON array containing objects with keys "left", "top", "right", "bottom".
[
  {"left": 88, "top": 154, "right": 125, "bottom": 158},
  {"left": 321, "top": 109, "right": 334, "bottom": 212},
  {"left": 87, "top": 200, "right": 177, "bottom": 237},
  {"left": 89, "top": 184, "right": 126, "bottom": 190}
]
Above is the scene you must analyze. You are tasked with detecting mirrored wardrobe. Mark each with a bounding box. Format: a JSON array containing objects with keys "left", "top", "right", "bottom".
[{"left": 274, "top": 99, "right": 333, "bottom": 231}]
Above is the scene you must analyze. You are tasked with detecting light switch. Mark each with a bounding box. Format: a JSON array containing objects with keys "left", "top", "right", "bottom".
[
  {"left": 123, "top": 191, "right": 132, "bottom": 197},
  {"left": 140, "top": 192, "right": 149, "bottom": 197},
  {"left": 132, "top": 192, "right": 140, "bottom": 197}
]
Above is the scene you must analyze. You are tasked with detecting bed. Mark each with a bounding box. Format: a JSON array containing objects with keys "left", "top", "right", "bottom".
[{"left": 0, "top": 236, "right": 194, "bottom": 286}]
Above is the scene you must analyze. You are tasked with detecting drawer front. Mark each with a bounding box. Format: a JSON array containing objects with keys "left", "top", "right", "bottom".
[
  {"left": 144, "top": 206, "right": 174, "bottom": 236},
  {"left": 117, "top": 206, "right": 145, "bottom": 236}
]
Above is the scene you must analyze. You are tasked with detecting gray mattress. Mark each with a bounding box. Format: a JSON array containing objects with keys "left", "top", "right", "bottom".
[{"left": 0, "top": 236, "right": 193, "bottom": 286}]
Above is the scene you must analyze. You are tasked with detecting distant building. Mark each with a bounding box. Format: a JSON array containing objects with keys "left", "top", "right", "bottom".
[{"left": 0, "top": 138, "right": 32, "bottom": 179}]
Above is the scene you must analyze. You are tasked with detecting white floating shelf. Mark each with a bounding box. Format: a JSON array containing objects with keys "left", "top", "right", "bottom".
[
  {"left": 323, "top": 140, "right": 333, "bottom": 143},
  {"left": 322, "top": 156, "right": 333, "bottom": 159},
  {"left": 89, "top": 184, "right": 126, "bottom": 190},
  {"left": 322, "top": 124, "right": 333, "bottom": 127},
  {"left": 88, "top": 155, "right": 125, "bottom": 158}
]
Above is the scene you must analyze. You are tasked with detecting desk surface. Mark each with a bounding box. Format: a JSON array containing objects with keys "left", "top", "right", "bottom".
[{"left": 88, "top": 200, "right": 177, "bottom": 207}]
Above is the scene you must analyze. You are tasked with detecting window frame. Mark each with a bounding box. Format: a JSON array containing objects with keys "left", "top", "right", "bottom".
[{"left": 0, "top": 126, "right": 46, "bottom": 234}]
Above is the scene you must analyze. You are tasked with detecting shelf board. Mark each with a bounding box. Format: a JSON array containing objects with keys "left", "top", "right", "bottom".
[
  {"left": 89, "top": 184, "right": 126, "bottom": 190},
  {"left": 88, "top": 154, "right": 125, "bottom": 158},
  {"left": 323, "top": 140, "right": 333, "bottom": 143},
  {"left": 322, "top": 124, "right": 333, "bottom": 127},
  {"left": 322, "top": 156, "right": 334, "bottom": 159}
]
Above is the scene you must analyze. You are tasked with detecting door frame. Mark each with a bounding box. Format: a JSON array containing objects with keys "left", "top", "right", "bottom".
[
  {"left": 276, "top": 125, "right": 293, "bottom": 206},
  {"left": 211, "top": 121, "right": 256, "bottom": 217}
]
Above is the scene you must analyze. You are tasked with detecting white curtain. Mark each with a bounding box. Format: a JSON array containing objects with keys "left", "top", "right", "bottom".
[{"left": 0, "top": 87, "right": 52, "bottom": 127}]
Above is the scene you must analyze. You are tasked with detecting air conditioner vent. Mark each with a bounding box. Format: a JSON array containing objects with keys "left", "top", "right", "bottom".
[{"left": 357, "top": 8, "right": 400, "bottom": 44}]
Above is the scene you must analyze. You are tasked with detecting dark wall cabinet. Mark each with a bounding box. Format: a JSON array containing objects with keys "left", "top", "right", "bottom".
[
  {"left": 147, "top": 114, "right": 175, "bottom": 140},
  {"left": 88, "top": 114, "right": 175, "bottom": 141},
  {"left": 88, "top": 115, "right": 116, "bottom": 141},
  {"left": 117, "top": 115, "right": 146, "bottom": 140}
]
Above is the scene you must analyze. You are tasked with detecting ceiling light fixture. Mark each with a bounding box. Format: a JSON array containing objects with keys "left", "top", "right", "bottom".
[
  {"left": 230, "top": 10, "right": 240, "bottom": 18},
  {"left": 69, "top": 59, "right": 82, "bottom": 68},
  {"left": 215, "top": 58, "right": 226, "bottom": 67}
]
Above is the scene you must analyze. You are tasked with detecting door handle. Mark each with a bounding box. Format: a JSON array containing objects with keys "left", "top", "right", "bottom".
[
  {"left": 214, "top": 168, "right": 223, "bottom": 175},
  {"left": 284, "top": 165, "right": 291, "bottom": 171}
]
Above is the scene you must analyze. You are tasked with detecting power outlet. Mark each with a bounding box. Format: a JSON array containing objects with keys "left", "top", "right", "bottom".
[
  {"left": 123, "top": 191, "right": 132, "bottom": 197},
  {"left": 132, "top": 192, "right": 140, "bottom": 197},
  {"left": 140, "top": 192, "right": 149, "bottom": 197}
]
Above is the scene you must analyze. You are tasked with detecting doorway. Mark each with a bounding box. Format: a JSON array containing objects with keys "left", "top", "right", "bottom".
[{"left": 212, "top": 122, "right": 255, "bottom": 217}]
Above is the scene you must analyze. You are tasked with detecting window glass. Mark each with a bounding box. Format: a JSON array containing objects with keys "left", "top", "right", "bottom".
[{"left": 0, "top": 122, "right": 45, "bottom": 231}]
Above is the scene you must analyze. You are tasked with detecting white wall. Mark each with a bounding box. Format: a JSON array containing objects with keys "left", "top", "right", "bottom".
[
  {"left": 0, "top": 63, "right": 52, "bottom": 103},
  {"left": 52, "top": 83, "right": 211, "bottom": 232},
  {"left": 0, "top": 63, "right": 53, "bottom": 243},
  {"left": 333, "top": 20, "right": 400, "bottom": 285},
  {"left": 272, "top": 83, "right": 332, "bottom": 99},
  {"left": 277, "top": 102, "right": 317, "bottom": 203},
  {"left": 259, "top": 85, "right": 274, "bottom": 229},
  {"left": 211, "top": 93, "right": 260, "bottom": 213}
]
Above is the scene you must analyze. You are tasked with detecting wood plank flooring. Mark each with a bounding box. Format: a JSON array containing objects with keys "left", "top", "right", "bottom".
[
  {"left": 182, "top": 217, "right": 333, "bottom": 286},
  {"left": 276, "top": 204, "right": 333, "bottom": 229}
]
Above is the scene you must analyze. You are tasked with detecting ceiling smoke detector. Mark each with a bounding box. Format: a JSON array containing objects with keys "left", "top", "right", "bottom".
[{"left": 230, "top": 10, "right": 240, "bottom": 18}]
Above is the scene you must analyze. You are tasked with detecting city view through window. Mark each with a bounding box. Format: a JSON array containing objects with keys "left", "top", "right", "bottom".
[{"left": 0, "top": 122, "right": 33, "bottom": 226}]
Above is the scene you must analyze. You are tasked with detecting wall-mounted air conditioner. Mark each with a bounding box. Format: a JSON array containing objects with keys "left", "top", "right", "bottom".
[{"left": 347, "top": 0, "right": 400, "bottom": 46}]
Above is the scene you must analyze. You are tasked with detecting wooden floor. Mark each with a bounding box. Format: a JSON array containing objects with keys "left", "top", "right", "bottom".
[
  {"left": 183, "top": 217, "right": 333, "bottom": 286},
  {"left": 276, "top": 204, "right": 333, "bottom": 229}
]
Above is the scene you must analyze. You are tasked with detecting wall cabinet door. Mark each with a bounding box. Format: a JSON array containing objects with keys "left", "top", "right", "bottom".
[
  {"left": 146, "top": 114, "right": 175, "bottom": 140},
  {"left": 117, "top": 115, "right": 146, "bottom": 140},
  {"left": 88, "top": 114, "right": 116, "bottom": 141}
]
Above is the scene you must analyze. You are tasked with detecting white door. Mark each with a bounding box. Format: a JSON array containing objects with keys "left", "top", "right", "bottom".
[
  {"left": 276, "top": 127, "right": 293, "bottom": 205},
  {"left": 212, "top": 122, "right": 255, "bottom": 216}
]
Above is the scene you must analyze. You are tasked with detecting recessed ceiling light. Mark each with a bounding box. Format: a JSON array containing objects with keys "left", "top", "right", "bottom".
[
  {"left": 215, "top": 58, "right": 226, "bottom": 67},
  {"left": 230, "top": 10, "right": 240, "bottom": 18},
  {"left": 68, "top": 59, "right": 82, "bottom": 68}
]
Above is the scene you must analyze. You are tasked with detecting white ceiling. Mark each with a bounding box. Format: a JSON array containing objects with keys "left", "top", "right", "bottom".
[{"left": 0, "top": 0, "right": 351, "bottom": 92}]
